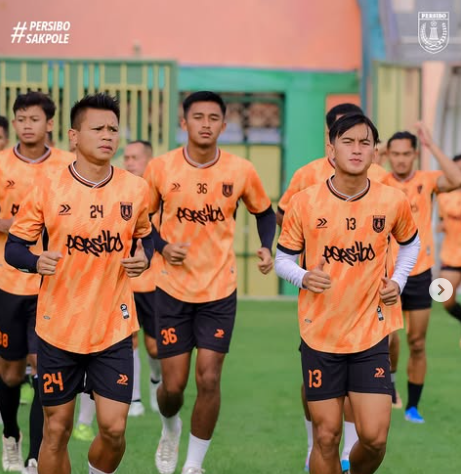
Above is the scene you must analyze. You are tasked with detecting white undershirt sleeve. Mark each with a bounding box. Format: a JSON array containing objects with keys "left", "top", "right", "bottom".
[
  {"left": 275, "top": 248, "right": 308, "bottom": 289},
  {"left": 391, "top": 233, "right": 421, "bottom": 294}
]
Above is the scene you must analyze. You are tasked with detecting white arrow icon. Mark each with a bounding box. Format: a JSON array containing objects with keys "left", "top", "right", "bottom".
[{"left": 429, "top": 278, "right": 453, "bottom": 302}]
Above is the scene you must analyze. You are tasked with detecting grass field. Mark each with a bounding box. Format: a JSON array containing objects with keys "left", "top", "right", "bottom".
[{"left": 8, "top": 300, "right": 461, "bottom": 473}]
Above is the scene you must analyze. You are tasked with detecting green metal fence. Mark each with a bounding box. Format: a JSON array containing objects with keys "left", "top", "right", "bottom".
[{"left": 0, "top": 58, "right": 178, "bottom": 155}]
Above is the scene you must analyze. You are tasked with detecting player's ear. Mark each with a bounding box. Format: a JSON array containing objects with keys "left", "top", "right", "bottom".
[
  {"left": 68, "top": 128, "right": 77, "bottom": 149},
  {"left": 46, "top": 118, "right": 54, "bottom": 133},
  {"left": 326, "top": 142, "right": 335, "bottom": 160},
  {"left": 180, "top": 116, "right": 187, "bottom": 131},
  {"left": 373, "top": 146, "right": 379, "bottom": 163}
]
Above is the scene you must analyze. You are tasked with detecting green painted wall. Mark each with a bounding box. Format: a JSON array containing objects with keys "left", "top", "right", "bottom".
[
  {"left": 179, "top": 66, "right": 360, "bottom": 295},
  {"left": 179, "top": 66, "right": 359, "bottom": 188}
]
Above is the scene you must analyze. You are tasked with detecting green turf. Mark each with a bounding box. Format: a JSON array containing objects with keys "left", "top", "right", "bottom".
[{"left": 8, "top": 300, "right": 461, "bottom": 473}]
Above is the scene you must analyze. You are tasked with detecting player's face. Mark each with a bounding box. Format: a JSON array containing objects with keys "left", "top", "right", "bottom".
[
  {"left": 0, "top": 127, "right": 8, "bottom": 151},
  {"left": 13, "top": 106, "right": 53, "bottom": 146},
  {"left": 70, "top": 109, "right": 119, "bottom": 164},
  {"left": 123, "top": 142, "right": 150, "bottom": 177},
  {"left": 327, "top": 123, "right": 375, "bottom": 176},
  {"left": 182, "top": 101, "right": 226, "bottom": 147},
  {"left": 387, "top": 139, "right": 417, "bottom": 178}
]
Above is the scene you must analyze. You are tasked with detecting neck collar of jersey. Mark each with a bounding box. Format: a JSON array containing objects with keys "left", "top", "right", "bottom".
[
  {"left": 13, "top": 143, "right": 51, "bottom": 164},
  {"left": 183, "top": 146, "right": 220, "bottom": 169},
  {"left": 69, "top": 161, "right": 114, "bottom": 188},
  {"left": 327, "top": 175, "right": 370, "bottom": 202},
  {"left": 392, "top": 170, "right": 416, "bottom": 182}
]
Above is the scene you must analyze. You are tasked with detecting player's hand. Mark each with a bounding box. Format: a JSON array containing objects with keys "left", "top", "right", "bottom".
[
  {"left": 302, "top": 258, "right": 331, "bottom": 293},
  {"left": 122, "top": 240, "right": 148, "bottom": 277},
  {"left": 256, "top": 247, "right": 273, "bottom": 275},
  {"left": 415, "top": 121, "right": 433, "bottom": 148},
  {"left": 436, "top": 221, "right": 446, "bottom": 233},
  {"left": 0, "top": 218, "right": 13, "bottom": 234},
  {"left": 162, "top": 242, "right": 190, "bottom": 266},
  {"left": 380, "top": 277, "right": 400, "bottom": 305},
  {"left": 37, "top": 251, "right": 63, "bottom": 276}
]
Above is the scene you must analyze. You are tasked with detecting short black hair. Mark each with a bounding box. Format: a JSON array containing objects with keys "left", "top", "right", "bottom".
[
  {"left": 453, "top": 154, "right": 461, "bottom": 163},
  {"left": 326, "top": 103, "right": 363, "bottom": 130},
  {"left": 13, "top": 91, "right": 56, "bottom": 120},
  {"left": 183, "top": 91, "right": 226, "bottom": 117},
  {"left": 329, "top": 113, "right": 379, "bottom": 146},
  {"left": 0, "top": 116, "right": 8, "bottom": 136},
  {"left": 127, "top": 140, "right": 152, "bottom": 155},
  {"left": 387, "top": 131, "right": 417, "bottom": 150},
  {"left": 71, "top": 93, "right": 120, "bottom": 130}
]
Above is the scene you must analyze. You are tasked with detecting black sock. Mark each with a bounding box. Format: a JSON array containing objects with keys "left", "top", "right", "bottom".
[
  {"left": 447, "top": 302, "right": 461, "bottom": 323},
  {"left": 27, "top": 377, "right": 43, "bottom": 462},
  {"left": 406, "top": 381, "right": 424, "bottom": 410},
  {"left": 0, "top": 377, "right": 21, "bottom": 441}
]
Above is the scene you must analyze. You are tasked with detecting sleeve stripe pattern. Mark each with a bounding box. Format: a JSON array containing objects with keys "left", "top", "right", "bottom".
[
  {"left": 397, "top": 230, "right": 419, "bottom": 246},
  {"left": 276, "top": 243, "right": 303, "bottom": 255}
]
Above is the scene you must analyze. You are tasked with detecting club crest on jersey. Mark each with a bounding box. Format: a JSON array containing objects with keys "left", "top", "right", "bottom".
[
  {"left": 417, "top": 185, "right": 423, "bottom": 194},
  {"left": 222, "top": 183, "right": 233, "bottom": 197},
  {"left": 11, "top": 204, "right": 20, "bottom": 216},
  {"left": 373, "top": 215, "right": 385, "bottom": 233},
  {"left": 120, "top": 202, "right": 132, "bottom": 221}
]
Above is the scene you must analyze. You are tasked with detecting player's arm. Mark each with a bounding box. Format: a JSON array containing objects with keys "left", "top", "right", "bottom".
[
  {"left": 416, "top": 121, "right": 461, "bottom": 192},
  {"left": 122, "top": 238, "right": 152, "bottom": 277},
  {"left": 121, "top": 184, "right": 156, "bottom": 277},
  {"left": 0, "top": 218, "right": 13, "bottom": 234},
  {"left": 4, "top": 187, "right": 61, "bottom": 275},
  {"left": 276, "top": 169, "right": 303, "bottom": 226},
  {"left": 254, "top": 206, "right": 276, "bottom": 274},
  {"left": 5, "top": 234, "right": 40, "bottom": 273},
  {"left": 275, "top": 199, "right": 331, "bottom": 293},
  {"left": 143, "top": 161, "right": 189, "bottom": 265},
  {"left": 436, "top": 199, "right": 446, "bottom": 233},
  {"left": 0, "top": 169, "right": 14, "bottom": 233},
  {"left": 383, "top": 195, "right": 421, "bottom": 304},
  {"left": 242, "top": 164, "right": 276, "bottom": 274},
  {"left": 150, "top": 226, "right": 190, "bottom": 266},
  {"left": 436, "top": 216, "right": 446, "bottom": 233}
]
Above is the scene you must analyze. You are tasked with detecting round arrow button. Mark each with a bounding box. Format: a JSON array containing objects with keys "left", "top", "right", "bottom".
[{"left": 429, "top": 278, "right": 453, "bottom": 303}]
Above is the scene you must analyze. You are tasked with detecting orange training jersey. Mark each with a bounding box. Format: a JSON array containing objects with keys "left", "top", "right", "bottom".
[
  {"left": 278, "top": 180, "right": 417, "bottom": 354},
  {"left": 382, "top": 170, "right": 442, "bottom": 275},
  {"left": 0, "top": 146, "right": 74, "bottom": 295},
  {"left": 9, "top": 165, "right": 152, "bottom": 354},
  {"left": 278, "top": 157, "right": 387, "bottom": 213},
  {"left": 144, "top": 147, "right": 272, "bottom": 303},
  {"left": 437, "top": 190, "right": 461, "bottom": 267}
]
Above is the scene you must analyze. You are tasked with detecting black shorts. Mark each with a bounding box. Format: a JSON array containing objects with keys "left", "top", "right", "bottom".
[
  {"left": 155, "top": 287, "right": 237, "bottom": 359},
  {"left": 441, "top": 265, "right": 461, "bottom": 272},
  {"left": 37, "top": 336, "right": 133, "bottom": 406},
  {"left": 0, "top": 288, "right": 38, "bottom": 360},
  {"left": 301, "top": 337, "right": 392, "bottom": 402},
  {"left": 134, "top": 291, "right": 156, "bottom": 339},
  {"left": 401, "top": 268, "right": 432, "bottom": 311}
]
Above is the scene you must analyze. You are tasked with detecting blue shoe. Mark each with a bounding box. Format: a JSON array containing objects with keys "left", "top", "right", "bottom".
[
  {"left": 341, "top": 459, "right": 350, "bottom": 472},
  {"left": 405, "top": 406, "right": 425, "bottom": 423},
  {"left": 304, "top": 456, "right": 309, "bottom": 472}
]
